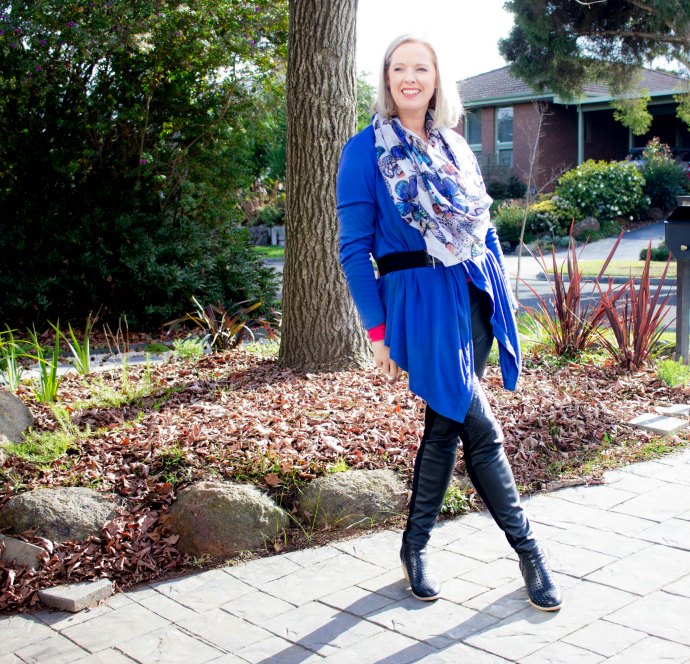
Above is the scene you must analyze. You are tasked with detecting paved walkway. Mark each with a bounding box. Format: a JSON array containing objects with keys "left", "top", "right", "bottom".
[
  {"left": 3, "top": 220, "right": 686, "bottom": 662},
  {"left": 2, "top": 447, "right": 690, "bottom": 663}
]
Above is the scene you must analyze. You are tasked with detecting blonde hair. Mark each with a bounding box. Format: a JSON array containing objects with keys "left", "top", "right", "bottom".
[{"left": 375, "top": 34, "right": 463, "bottom": 129}]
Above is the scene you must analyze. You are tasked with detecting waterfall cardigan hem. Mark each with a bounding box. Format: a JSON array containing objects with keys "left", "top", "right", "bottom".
[{"left": 337, "top": 125, "right": 521, "bottom": 423}]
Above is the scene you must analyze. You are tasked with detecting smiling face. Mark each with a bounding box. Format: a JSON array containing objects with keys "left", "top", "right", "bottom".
[{"left": 386, "top": 41, "right": 438, "bottom": 122}]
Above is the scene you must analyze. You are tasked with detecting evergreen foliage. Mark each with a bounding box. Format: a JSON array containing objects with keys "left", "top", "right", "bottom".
[
  {"left": 0, "top": 0, "right": 287, "bottom": 328},
  {"left": 638, "top": 138, "right": 689, "bottom": 211},
  {"left": 356, "top": 75, "right": 376, "bottom": 131},
  {"left": 500, "top": 0, "right": 690, "bottom": 127},
  {"left": 555, "top": 160, "right": 647, "bottom": 222}
]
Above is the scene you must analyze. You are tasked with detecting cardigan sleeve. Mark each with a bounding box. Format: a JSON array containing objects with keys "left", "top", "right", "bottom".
[
  {"left": 486, "top": 224, "right": 519, "bottom": 311},
  {"left": 336, "top": 133, "right": 386, "bottom": 331}
]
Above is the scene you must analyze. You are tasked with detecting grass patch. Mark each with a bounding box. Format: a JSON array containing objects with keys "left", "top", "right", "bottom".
[
  {"left": 487, "top": 339, "right": 500, "bottom": 367},
  {"left": 328, "top": 458, "right": 349, "bottom": 473},
  {"left": 173, "top": 337, "right": 206, "bottom": 360},
  {"left": 7, "top": 403, "right": 84, "bottom": 466},
  {"left": 545, "top": 259, "right": 676, "bottom": 279},
  {"left": 657, "top": 358, "right": 690, "bottom": 387},
  {"left": 549, "top": 431, "right": 686, "bottom": 482},
  {"left": 154, "top": 445, "right": 194, "bottom": 485},
  {"left": 655, "top": 331, "right": 678, "bottom": 356},
  {"left": 441, "top": 482, "right": 473, "bottom": 516},
  {"left": 9, "top": 429, "right": 76, "bottom": 466},
  {"left": 243, "top": 339, "right": 280, "bottom": 359},
  {"left": 253, "top": 245, "right": 285, "bottom": 260},
  {"left": 144, "top": 342, "right": 171, "bottom": 354},
  {"left": 73, "top": 364, "right": 156, "bottom": 410}
]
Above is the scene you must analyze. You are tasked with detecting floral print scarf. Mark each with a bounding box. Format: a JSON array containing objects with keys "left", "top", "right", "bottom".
[{"left": 373, "top": 112, "right": 492, "bottom": 266}]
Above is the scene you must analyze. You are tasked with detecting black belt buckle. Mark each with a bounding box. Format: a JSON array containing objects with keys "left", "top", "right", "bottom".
[{"left": 424, "top": 252, "right": 436, "bottom": 268}]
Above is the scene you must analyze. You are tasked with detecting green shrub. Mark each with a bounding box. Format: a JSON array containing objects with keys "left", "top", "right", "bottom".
[
  {"left": 493, "top": 202, "right": 523, "bottom": 245},
  {"left": 581, "top": 218, "right": 622, "bottom": 243},
  {"left": 657, "top": 358, "right": 690, "bottom": 387},
  {"left": 487, "top": 175, "right": 527, "bottom": 200},
  {"left": 257, "top": 201, "right": 285, "bottom": 227},
  {"left": 555, "top": 160, "right": 647, "bottom": 223},
  {"left": 0, "top": 211, "right": 279, "bottom": 329},
  {"left": 527, "top": 194, "right": 579, "bottom": 237},
  {"left": 0, "top": 1, "right": 287, "bottom": 329},
  {"left": 639, "top": 139, "right": 689, "bottom": 212},
  {"left": 493, "top": 202, "right": 535, "bottom": 245},
  {"left": 641, "top": 243, "right": 672, "bottom": 262}
]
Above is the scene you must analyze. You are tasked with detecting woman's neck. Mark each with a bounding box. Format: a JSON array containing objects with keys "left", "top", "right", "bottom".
[{"left": 397, "top": 110, "right": 428, "bottom": 142}]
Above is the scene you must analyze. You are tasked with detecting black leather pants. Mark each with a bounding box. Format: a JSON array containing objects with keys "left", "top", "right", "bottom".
[{"left": 403, "top": 282, "right": 537, "bottom": 554}]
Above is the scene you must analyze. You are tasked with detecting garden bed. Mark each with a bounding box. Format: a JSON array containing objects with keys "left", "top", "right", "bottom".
[{"left": 1, "top": 344, "right": 688, "bottom": 613}]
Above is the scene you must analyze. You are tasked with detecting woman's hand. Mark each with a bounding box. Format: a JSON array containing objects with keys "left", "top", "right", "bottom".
[{"left": 371, "top": 340, "right": 403, "bottom": 380}]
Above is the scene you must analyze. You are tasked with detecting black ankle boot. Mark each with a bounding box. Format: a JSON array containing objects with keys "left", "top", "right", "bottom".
[
  {"left": 518, "top": 546, "right": 562, "bottom": 611},
  {"left": 400, "top": 542, "right": 441, "bottom": 601}
]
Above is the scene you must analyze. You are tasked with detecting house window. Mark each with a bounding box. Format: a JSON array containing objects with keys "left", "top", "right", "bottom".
[
  {"left": 465, "top": 110, "right": 482, "bottom": 154},
  {"left": 495, "top": 106, "right": 513, "bottom": 167}
]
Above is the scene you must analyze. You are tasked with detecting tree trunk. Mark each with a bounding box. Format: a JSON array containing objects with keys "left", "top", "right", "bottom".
[{"left": 279, "top": 0, "right": 369, "bottom": 371}]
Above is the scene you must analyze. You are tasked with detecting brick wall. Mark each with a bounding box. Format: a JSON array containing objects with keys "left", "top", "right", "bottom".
[
  {"left": 536, "top": 105, "right": 579, "bottom": 191},
  {"left": 459, "top": 97, "right": 690, "bottom": 193},
  {"left": 480, "top": 107, "right": 495, "bottom": 153},
  {"left": 512, "top": 103, "right": 542, "bottom": 188}
]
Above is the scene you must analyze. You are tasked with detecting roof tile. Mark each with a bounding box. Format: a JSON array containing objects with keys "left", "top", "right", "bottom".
[{"left": 459, "top": 66, "right": 685, "bottom": 105}]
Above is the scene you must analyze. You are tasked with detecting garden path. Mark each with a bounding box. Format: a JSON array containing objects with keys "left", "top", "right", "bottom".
[{"left": 2, "top": 447, "right": 689, "bottom": 662}]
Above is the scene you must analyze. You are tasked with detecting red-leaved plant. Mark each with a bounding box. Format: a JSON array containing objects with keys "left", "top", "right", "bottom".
[
  {"left": 595, "top": 242, "right": 673, "bottom": 370},
  {"left": 521, "top": 224, "right": 623, "bottom": 357}
]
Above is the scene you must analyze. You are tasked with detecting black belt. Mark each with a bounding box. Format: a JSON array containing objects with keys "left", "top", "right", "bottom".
[{"left": 377, "top": 250, "right": 437, "bottom": 276}]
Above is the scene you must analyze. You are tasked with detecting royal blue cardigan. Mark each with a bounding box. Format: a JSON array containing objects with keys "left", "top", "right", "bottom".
[{"left": 336, "top": 125, "right": 521, "bottom": 422}]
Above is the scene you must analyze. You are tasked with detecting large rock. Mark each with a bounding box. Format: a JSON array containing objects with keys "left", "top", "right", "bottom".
[
  {"left": 0, "top": 390, "right": 33, "bottom": 444},
  {"left": 0, "top": 488, "right": 116, "bottom": 543},
  {"left": 299, "top": 469, "right": 407, "bottom": 530},
  {"left": 169, "top": 481, "right": 289, "bottom": 557},
  {"left": 572, "top": 216, "right": 600, "bottom": 238}
]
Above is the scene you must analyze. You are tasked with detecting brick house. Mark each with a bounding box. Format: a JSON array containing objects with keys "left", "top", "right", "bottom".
[{"left": 457, "top": 66, "right": 690, "bottom": 192}]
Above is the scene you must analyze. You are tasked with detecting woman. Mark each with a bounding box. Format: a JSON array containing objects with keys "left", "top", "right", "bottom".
[{"left": 336, "top": 34, "right": 562, "bottom": 611}]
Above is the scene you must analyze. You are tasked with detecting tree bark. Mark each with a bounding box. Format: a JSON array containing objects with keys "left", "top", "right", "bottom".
[{"left": 279, "top": 0, "right": 369, "bottom": 371}]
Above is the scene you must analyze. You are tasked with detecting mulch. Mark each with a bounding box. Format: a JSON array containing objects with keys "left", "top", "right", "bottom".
[{"left": 1, "top": 347, "right": 688, "bottom": 613}]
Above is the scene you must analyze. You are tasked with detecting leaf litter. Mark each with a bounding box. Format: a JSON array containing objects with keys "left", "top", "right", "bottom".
[{"left": 0, "top": 348, "right": 687, "bottom": 612}]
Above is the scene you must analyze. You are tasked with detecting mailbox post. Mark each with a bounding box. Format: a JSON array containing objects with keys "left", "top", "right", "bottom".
[{"left": 665, "top": 196, "right": 690, "bottom": 364}]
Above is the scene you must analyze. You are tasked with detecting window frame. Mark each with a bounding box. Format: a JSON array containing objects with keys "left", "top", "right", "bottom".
[
  {"left": 495, "top": 106, "right": 514, "bottom": 167},
  {"left": 465, "top": 109, "right": 482, "bottom": 155}
]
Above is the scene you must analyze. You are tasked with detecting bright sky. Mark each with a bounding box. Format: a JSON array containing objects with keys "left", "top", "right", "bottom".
[{"left": 356, "top": 0, "right": 516, "bottom": 85}]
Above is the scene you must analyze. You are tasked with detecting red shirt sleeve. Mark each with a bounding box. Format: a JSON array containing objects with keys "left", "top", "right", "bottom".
[{"left": 368, "top": 322, "right": 386, "bottom": 342}]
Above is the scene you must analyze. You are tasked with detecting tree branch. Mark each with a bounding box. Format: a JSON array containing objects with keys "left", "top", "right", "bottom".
[
  {"left": 578, "top": 30, "right": 688, "bottom": 45},
  {"left": 623, "top": 0, "right": 656, "bottom": 15}
]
